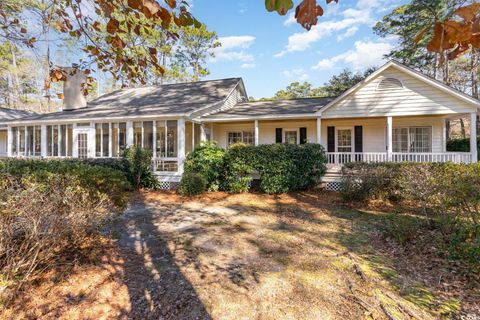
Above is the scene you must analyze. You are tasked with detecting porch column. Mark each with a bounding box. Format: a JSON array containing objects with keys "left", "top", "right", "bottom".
[
  {"left": 152, "top": 121, "right": 157, "bottom": 159},
  {"left": 178, "top": 118, "right": 186, "bottom": 174},
  {"left": 41, "top": 125, "right": 47, "bottom": 157},
  {"left": 108, "top": 123, "right": 113, "bottom": 157},
  {"left": 471, "top": 112, "right": 478, "bottom": 163},
  {"left": 192, "top": 122, "right": 195, "bottom": 149},
  {"left": 126, "top": 121, "right": 134, "bottom": 147},
  {"left": 254, "top": 120, "right": 259, "bottom": 146},
  {"left": 316, "top": 117, "right": 321, "bottom": 144},
  {"left": 7, "top": 126, "right": 12, "bottom": 157},
  {"left": 200, "top": 123, "right": 207, "bottom": 142},
  {"left": 387, "top": 116, "right": 393, "bottom": 161},
  {"left": 442, "top": 118, "right": 447, "bottom": 153}
]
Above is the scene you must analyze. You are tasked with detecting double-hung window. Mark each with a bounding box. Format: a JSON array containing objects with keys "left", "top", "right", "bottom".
[
  {"left": 227, "top": 131, "right": 254, "bottom": 147},
  {"left": 393, "top": 127, "right": 432, "bottom": 153}
]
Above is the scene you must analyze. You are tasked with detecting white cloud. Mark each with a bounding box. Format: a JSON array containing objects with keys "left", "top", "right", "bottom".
[
  {"left": 284, "top": 12, "right": 296, "bottom": 26},
  {"left": 212, "top": 36, "right": 256, "bottom": 62},
  {"left": 241, "top": 63, "right": 256, "bottom": 69},
  {"left": 312, "top": 40, "right": 393, "bottom": 70},
  {"left": 337, "top": 26, "right": 359, "bottom": 41},
  {"left": 275, "top": 0, "right": 389, "bottom": 57},
  {"left": 282, "top": 68, "right": 310, "bottom": 81}
]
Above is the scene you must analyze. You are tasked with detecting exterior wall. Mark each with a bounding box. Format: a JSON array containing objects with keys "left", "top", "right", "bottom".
[
  {"left": 189, "top": 84, "right": 246, "bottom": 118},
  {"left": 212, "top": 119, "right": 316, "bottom": 149},
  {"left": 211, "top": 115, "right": 447, "bottom": 153},
  {"left": 322, "top": 66, "right": 476, "bottom": 118},
  {"left": 0, "top": 130, "right": 6, "bottom": 156}
]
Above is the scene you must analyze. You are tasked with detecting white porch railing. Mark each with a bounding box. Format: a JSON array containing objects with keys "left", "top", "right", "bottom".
[
  {"left": 326, "top": 152, "right": 472, "bottom": 164},
  {"left": 151, "top": 158, "right": 179, "bottom": 172}
]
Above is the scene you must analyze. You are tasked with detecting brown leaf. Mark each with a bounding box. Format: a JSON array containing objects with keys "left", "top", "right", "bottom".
[
  {"left": 148, "top": 47, "right": 157, "bottom": 55},
  {"left": 57, "top": 93, "right": 64, "bottom": 99},
  {"left": 92, "top": 21, "right": 102, "bottom": 32},
  {"left": 454, "top": 3, "right": 480, "bottom": 22},
  {"left": 142, "top": 0, "right": 160, "bottom": 18},
  {"left": 295, "top": 0, "right": 323, "bottom": 30},
  {"left": 426, "top": 23, "right": 456, "bottom": 53},
  {"left": 106, "top": 19, "right": 119, "bottom": 34},
  {"left": 127, "top": 0, "right": 143, "bottom": 10},
  {"left": 447, "top": 44, "right": 471, "bottom": 60},
  {"left": 20, "top": 27, "right": 27, "bottom": 33},
  {"left": 165, "top": 0, "right": 176, "bottom": 9}
]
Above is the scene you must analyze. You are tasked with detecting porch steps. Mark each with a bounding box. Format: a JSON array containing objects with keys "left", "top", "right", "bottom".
[{"left": 321, "top": 164, "right": 343, "bottom": 191}]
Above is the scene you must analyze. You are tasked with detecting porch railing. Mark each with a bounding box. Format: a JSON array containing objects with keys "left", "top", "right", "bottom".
[
  {"left": 151, "top": 158, "right": 179, "bottom": 172},
  {"left": 326, "top": 152, "right": 472, "bottom": 165}
]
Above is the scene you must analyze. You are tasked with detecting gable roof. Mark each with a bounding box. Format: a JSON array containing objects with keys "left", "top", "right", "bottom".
[
  {"left": 13, "top": 78, "right": 244, "bottom": 123},
  {"left": 318, "top": 60, "right": 480, "bottom": 116},
  {"left": 201, "top": 97, "right": 334, "bottom": 121},
  {"left": 0, "top": 107, "right": 36, "bottom": 126}
]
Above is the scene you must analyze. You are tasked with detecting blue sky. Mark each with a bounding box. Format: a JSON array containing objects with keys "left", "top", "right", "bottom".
[{"left": 190, "top": 0, "right": 407, "bottom": 98}]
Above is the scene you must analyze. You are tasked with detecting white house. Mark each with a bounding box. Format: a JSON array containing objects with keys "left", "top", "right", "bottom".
[{"left": 1, "top": 60, "right": 478, "bottom": 190}]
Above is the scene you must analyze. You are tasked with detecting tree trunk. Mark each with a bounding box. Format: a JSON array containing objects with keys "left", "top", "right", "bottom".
[
  {"left": 444, "top": 53, "right": 450, "bottom": 85},
  {"left": 460, "top": 119, "right": 466, "bottom": 139},
  {"left": 471, "top": 51, "right": 479, "bottom": 99},
  {"left": 10, "top": 44, "right": 20, "bottom": 109}
]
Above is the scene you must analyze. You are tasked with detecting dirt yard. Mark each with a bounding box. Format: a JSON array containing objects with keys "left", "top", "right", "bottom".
[{"left": 3, "top": 190, "right": 479, "bottom": 319}]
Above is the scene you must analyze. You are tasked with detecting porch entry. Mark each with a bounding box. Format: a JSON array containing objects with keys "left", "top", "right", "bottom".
[{"left": 327, "top": 126, "right": 363, "bottom": 163}]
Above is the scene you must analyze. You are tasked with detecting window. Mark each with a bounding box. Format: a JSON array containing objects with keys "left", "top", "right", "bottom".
[
  {"left": 112, "top": 122, "right": 126, "bottom": 157},
  {"left": 25, "top": 126, "right": 41, "bottom": 157},
  {"left": 95, "top": 123, "right": 111, "bottom": 157},
  {"left": 156, "top": 120, "right": 178, "bottom": 158},
  {"left": 337, "top": 129, "right": 352, "bottom": 153},
  {"left": 11, "top": 127, "right": 17, "bottom": 155},
  {"left": 393, "top": 127, "right": 432, "bottom": 153},
  {"left": 18, "top": 126, "right": 25, "bottom": 156},
  {"left": 143, "top": 121, "right": 153, "bottom": 151},
  {"left": 34, "top": 126, "right": 41, "bottom": 156},
  {"left": 284, "top": 130, "right": 298, "bottom": 144},
  {"left": 227, "top": 131, "right": 254, "bottom": 147},
  {"left": 133, "top": 122, "right": 142, "bottom": 147}
]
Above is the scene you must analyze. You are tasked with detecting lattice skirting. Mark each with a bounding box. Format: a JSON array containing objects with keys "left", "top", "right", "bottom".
[
  {"left": 158, "top": 181, "right": 180, "bottom": 190},
  {"left": 325, "top": 181, "right": 342, "bottom": 192}
]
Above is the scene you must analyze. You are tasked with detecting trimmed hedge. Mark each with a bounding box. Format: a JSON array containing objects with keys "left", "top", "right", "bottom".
[
  {"left": 184, "top": 142, "right": 327, "bottom": 195},
  {"left": 179, "top": 172, "right": 207, "bottom": 196}
]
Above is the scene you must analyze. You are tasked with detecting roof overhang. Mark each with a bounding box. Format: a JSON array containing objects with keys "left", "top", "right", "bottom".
[
  {"left": 317, "top": 60, "right": 480, "bottom": 116},
  {"left": 199, "top": 113, "right": 318, "bottom": 122}
]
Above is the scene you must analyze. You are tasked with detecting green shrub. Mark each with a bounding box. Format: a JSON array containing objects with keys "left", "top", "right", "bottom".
[
  {"left": 179, "top": 172, "right": 207, "bottom": 196},
  {"left": 447, "top": 136, "right": 480, "bottom": 160},
  {"left": 123, "top": 146, "right": 158, "bottom": 189},
  {"left": 184, "top": 141, "right": 226, "bottom": 191},
  {"left": 221, "top": 143, "right": 256, "bottom": 193}
]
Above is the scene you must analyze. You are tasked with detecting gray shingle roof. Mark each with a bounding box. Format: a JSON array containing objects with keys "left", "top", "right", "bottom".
[
  {"left": 0, "top": 107, "right": 36, "bottom": 125},
  {"left": 202, "top": 97, "right": 335, "bottom": 120},
  {"left": 16, "top": 78, "right": 242, "bottom": 122}
]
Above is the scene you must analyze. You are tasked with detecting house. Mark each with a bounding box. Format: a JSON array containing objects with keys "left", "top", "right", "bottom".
[{"left": 1, "top": 60, "right": 478, "bottom": 190}]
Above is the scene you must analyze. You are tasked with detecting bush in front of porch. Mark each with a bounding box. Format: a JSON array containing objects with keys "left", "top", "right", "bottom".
[
  {"left": 340, "top": 162, "right": 480, "bottom": 272},
  {"left": 182, "top": 142, "right": 327, "bottom": 194},
  {"left": 447, "top": 136, "right": 480, "bottom": 160}
]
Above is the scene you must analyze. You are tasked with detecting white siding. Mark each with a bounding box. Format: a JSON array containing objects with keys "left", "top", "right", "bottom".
[{"left": 322, "top": 66, "right": 476, "bottom": 118}]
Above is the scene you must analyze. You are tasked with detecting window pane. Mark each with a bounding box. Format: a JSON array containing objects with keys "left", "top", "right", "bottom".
[
  {"left": 393, "top": 128, "right": 408, "bottom": 153},
  {"left": 34, "top": 126, "right": 41, "bottom": 156},
  {"left": 46, "top": 125, "right": 52, "bottom": 156},
  {"left": 119, "top": 123, "right": 126, "bottom": 154},
  {"left": 59, "top": 125, "right": 67, "bottom": 157},
  {"left": 227, "top": 132, "right": 242, "bottom": 146},
  {"left": 133, "top": 122, "right": 142, "bottom": 147},
  {"left": 78, "top": 133, "right": 88, "bottom": 158},
  {"left": 53, "top": 126, "right": 58, "bottom": 157},
  {"left": 67, "top": 125, "right": 73, "bottom": 157},
  {"left": 143, "top": 121, "right": 153, "bottom": 151},
  {"left": 285, "top": 130, "right": 298, "bottom": 145},
  {"left": 156, "top": 121, "right": 166, "bottom": 158},
  {"left": 243, "top": 131, "right": 254, "bottom": 145},
  {"left": 102, "top": 123, "right": 109, "bottom": 157},
  {"left": 410, "top": 127, "right": 432, "bottom": 153},
  {"left": 11, "top": 127, "right": 18, "bottom": 155},
  {"left": 95, "top": 123, "right": 102, "bottom": 157},
  {"left": 18, "top": 126, "right": 25, "bottom": 156},
  {"left": 167, "top": 120, "right": 177, "bottom": 157},
  {"left": 27, "top": 126, "right": 34, "bottom": 156}
]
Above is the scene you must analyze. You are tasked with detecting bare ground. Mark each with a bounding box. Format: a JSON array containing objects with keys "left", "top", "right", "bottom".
[{"left": 2, "top": 190, "right": 479, "bottom": 319}]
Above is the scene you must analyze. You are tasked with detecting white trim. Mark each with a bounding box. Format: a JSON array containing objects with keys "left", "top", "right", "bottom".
[
  {"left": 471, "top": 112, "right": 478, "bottom": 163},
  {"left": 335, "top": 126, "right": 354, "bottom": 153},
  {"left": 254, "top": 120, "right": 259, "bottom": 146},
  {"left": 392, "top": 125, "right": 433, "bottom": 153},
  {"left": 283, "top": 128, "right": 300, "bottom": 144},
  {"left": 316, "top": 117, "right": 321, "bottom": 144},
  {"left": 318, "top": 60, "right": 480, "bottom": 117},
  {"left": 225, "top": 130, "right": 255, "bottom": 147},
  {"left": 200, "top": 114, "right": 318, "bottom": 122}
]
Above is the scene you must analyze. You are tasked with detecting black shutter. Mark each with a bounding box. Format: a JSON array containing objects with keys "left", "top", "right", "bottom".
[
  {"left": 300, "top": 127, "right": 307, "bottom": 144},
  {"left": 327, "top": 127, "right": 335, "bottom": 152},
  {"left": 354, "top": 126, "right": 363, "bottom": 152},
  {"left": 275, "top": 128, "right": 283, "bottom": 143}
]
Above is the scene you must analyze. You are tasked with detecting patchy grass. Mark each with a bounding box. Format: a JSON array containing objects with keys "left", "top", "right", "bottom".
[{"left": 2, "top": 190, "right": 478, "bottom": 319}]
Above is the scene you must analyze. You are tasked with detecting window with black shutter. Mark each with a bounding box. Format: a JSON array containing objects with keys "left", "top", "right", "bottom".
[
  {"left": 275, "top": 128, "right": 283, "bottom": 143},
  {"left": 300, "top": 127, "right": 307, "bottom": 144},
  {"left": 354, "top": 126, "right": 363, "bottom": 152},
  {"left": 327, "top": 127, "right": 335, "bottom": 152}
]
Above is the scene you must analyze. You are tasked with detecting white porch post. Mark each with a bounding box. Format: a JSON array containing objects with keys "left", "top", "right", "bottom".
[
  {"left": 254, "top": 120, "right": 259, "bottom": 146},
  {"left": 152, "top": 120, "right": 157, "bottom": 159},
  {"left": 7, "top": 126, "right": 12, "bottom": 157},
  {"left": 41, "top": 125, "right": 47, "bottom": 157},
  {"left": 108, "top": 123, "right": 113, "bottom": 157},
  {"left": 178, "top": 118, "right": 186, "bottom": 174},
  {"left": 191, "top": 122, "right": 195, "bottom": 149},
  {"left": 471, "top": 112, "right": 478, "bottom": 163},
  {"left": 200, "top": 123, "right": 207, "bottom": 142},
  {"left": 24, "top": 126, "right": 29, "bottom": 156},
  {"left": 88, "top": 126, "right": 95, "bottom": 158},
  {"left": 316, "top": 117, "right": 322, "bottom": 144},
  {"left": 126, "top": 121, "right": 134, "bottom": 147},
  {"left": 387, "top": 116, "right": 393, "bottom": 161},
  {"left": 442, "top": 118, "right": 448, "bottom": 153}
]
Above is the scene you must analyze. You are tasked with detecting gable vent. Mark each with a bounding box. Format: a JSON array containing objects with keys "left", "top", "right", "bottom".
[{"left": 377, "top": 78, "right": 403, "bottom": 91}]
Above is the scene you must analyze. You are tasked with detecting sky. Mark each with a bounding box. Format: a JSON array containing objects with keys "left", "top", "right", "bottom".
[{"left": 189, "top": 0, "right": 408, "bottom": 99}]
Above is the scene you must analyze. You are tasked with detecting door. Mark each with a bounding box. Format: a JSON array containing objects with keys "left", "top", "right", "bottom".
[{"left": 77, "top": 133, "right": 88, "bottom": 158}]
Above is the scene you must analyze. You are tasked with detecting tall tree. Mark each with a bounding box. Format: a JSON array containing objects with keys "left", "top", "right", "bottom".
[
  {"left": 273, "top": 82, "right": 325, "bottom": 100},
  {"left": 323, "top": 68, "right": 376, "bottom": 97}
]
